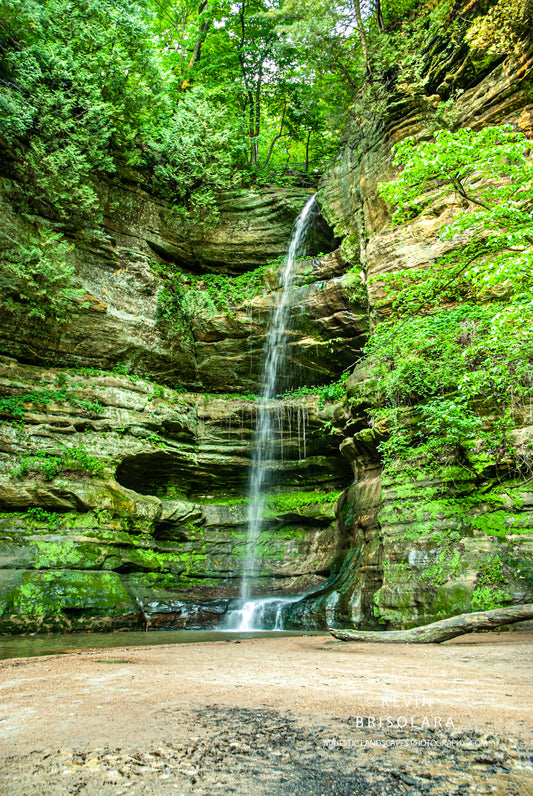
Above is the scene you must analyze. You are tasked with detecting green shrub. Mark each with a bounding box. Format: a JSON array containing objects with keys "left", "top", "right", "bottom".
[
  {"left": 0, "top": 388, "right": 103, "bottom": 422},
  {"left": 0, "top": 225, "right": 80, "bottom": 322},
  {"left": 13, "top": 446, "right": 105, "bottom": 481}
]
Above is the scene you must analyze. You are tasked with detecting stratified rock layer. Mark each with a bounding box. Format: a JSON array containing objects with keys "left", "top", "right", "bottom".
[
  {"left": 315, "top": 18, "right": 533, "bottom": 628},
  {"left": 0, "top": 184, "right": 346, "bottom": 392},
  {"left": 0, "top": 358, "right": 351, "bottom": 632},
  {"left": 1, "top": 6, "right": 532, "bottom": 633}
]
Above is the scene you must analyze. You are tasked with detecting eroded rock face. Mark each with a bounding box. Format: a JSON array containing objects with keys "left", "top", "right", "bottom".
[
  {"left": 373, "top": 467, "right": 533, "bottom": 627},
  {"left": 188, "top": 251, "right": 367, "bottom": 393},
  {"left": 1, "top": 15, "right": 532, "bottom": 633},
  {"left": 0, "top": 359, "right": 351, "bottom": 632},
  {"left": 99, "top": 183, "right": 336, "bottom": 275},
  {"left": 320, "top": 42, "right": 533, "bottom": 318},
  {"left": 313, "top": 28, "right": 533, "bottom": 629},
  {"left": 0, "top": 173, "right": 365, "bottom": 631},
  {"left": 0, "top": 185, "right": 356, "bottom": 392}
]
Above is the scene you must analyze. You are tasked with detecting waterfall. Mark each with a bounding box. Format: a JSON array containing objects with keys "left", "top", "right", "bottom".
[
  {"left": 224, "top": 596, "right": 300, "bottom": 631},
  {"left": 225, "top": 194, "right": 317, "bottom": 631}
]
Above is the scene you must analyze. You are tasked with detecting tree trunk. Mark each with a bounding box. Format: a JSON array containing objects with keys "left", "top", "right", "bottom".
[
  {"left": 262, "top": 98, "right": 287, "bottom": 168},
  {"left": 184, "top": 3, "right": 211, "bottom": 79},
  {"left": 329, "top": 604, "right": 533, "bottom": 644},
  {"left": 248, "top": 91, "right": 257, "bottom": 165},
  {"left": 353, "top": 0, "right": 370, "bottom": 76},
  {"left": 304, "top": 128, "right": 311, "bottom": 173},
  {"left": 374, "top": 0, "right": 384, "bottom": 32}
]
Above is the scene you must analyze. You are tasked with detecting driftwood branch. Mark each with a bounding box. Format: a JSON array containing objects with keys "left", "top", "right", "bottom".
[{"left": 329, "top": 604, "right": 533, "bottom": 644}]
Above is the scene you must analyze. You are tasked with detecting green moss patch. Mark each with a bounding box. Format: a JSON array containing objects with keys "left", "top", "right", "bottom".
[{"left": 2, "top": 570, "right": 135, "bottom": 617}]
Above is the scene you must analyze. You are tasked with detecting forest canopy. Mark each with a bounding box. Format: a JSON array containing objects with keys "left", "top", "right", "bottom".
[
  {"left": 1, "top": 0, "right": 531, "bottom": 222},
  {"left": 0, "top": 0, "right": 530, "bottom": 323},
  {"left": 0, "top": 0, "right": 434, "bottom": 223}
]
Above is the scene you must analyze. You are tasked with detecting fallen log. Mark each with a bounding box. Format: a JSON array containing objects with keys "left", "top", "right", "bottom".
[{"left": 328, "top": 603, "right": 533, "bottom": 644}]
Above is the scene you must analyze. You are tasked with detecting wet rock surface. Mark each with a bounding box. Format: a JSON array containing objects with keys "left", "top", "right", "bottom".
[
  {"left": 315, "top": 25, "right": 533, "bottom": 629},
  {"left": 0, "top": 358, "right": 352, "bottom": 631}
]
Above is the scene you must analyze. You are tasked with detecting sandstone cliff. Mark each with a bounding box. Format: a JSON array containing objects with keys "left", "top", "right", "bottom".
[{"left": 0, "top": 0, "right": 531, "bottom": 633}]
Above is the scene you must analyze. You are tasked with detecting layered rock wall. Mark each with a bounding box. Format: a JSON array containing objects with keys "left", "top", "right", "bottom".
[
  {"left": 0, "top": 355, "right": 356, "bottom": 631},
  {"left": 0, "top": 187, "right": 364, "bottom": 631},
  {"left": 1, "top": 2, "right": 532, "bottom": 633},
  {"left": 317, "top": 10, "right": 533, "bottom": 627}
]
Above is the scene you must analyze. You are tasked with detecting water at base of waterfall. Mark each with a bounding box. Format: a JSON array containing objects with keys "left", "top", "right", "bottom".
[{"left": 224, "top": 596, "right": 299, "bottom": 631}]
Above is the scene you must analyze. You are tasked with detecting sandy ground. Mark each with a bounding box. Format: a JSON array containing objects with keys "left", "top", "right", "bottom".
[{"left": 0, "top": 632, "right": 532, "bottom": 795}]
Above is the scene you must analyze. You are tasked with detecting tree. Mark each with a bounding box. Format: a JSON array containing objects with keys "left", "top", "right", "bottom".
[
  {"left": 149, "top": 0, "right": 225, "bottom": 90},
  {"left": 360, "top": 125, "right": 533, "bottom": 475},
  {"left": 0, "top": 0, "right": 238, "bottom": 221},
  {"left": 377, "top": 126, "right": 533, "bottom": 321},
  {"left": 197, "top": 0, "right": 304, "bottom": 169}
]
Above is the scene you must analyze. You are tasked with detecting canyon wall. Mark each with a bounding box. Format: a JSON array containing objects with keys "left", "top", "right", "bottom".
[
  {"left": 0, "top": 181, "right": 365, "bottom": 632},
  {"left": 0, "top": 1, "right": 532, "bottom": 633},
  {"left": 312, "top": 9, "right": 533, "bottom": 627}
]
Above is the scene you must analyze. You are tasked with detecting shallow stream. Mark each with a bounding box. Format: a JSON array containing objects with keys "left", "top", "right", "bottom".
[{"left": 0, "top": 629, "right": 321, "bottom": 661}]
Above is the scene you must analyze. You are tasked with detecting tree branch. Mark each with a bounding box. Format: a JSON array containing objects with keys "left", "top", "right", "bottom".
[
  {"left": 262, "top": 98, "right": 287, "bottom": 168},
  {"left": 451, "top": 174, "right": 491, "bottom": 210}
]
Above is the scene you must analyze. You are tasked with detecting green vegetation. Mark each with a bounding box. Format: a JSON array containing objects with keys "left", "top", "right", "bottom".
[
  {"left": 3, "top": 570, "right": 133, "bottom": 618},
  {"left": 373, "top": 459, "right": 533, "bottom": 625},
  {"left": 0, "top": 507, "right": 116, "bottom": 531},
  {"left": 25, "top": 507, "right": 64, "bottom": 530},
  {"left": 378, "top": 126, "right": 533, "bottom": 317},
  {"left": 0, "top": 1, "right": 235, "bottom": 222},
  {"left": 0, "top": 388, "right": 104, "bottom": 422},
  {"left": 203, "top": 391, "right": 258, "bottom": 402},
  {"left": 367, "top": 133, "right": 533, "bottom": 622},
  {"left": 1, "top": 0, "right": 471, "bottom": 225},
  {"left": 12, "top": 446, "right": 106, "bottom": 481},
  {"left": 1, "top": 0, "right": 525, "bottom": 331},
  {"left": 0, "top": 0, "right": 531, "bottom": 632},
  {"left": 342, "top": 266, "right": 369, "bottom": 309},
  {"left": 0, "top": 223, "right": 81, "bottom": 322},
  {"left": 470, "top": 586, "right": 510, "bottom": 611},
  {"left": 0, "top": 0, "right": 356, "bottom": 226},
  {"left": 282, "top": 371, "right": 349, "bottom": 408},
  {"left": 359, "top": 125, "right": 533, "bottom": 477},
  {"left": 465, "top": 0, "right": 531, "bottom": 56},
  {"left": 264, "top": 489, "right": 340, "bottom": 515},
  {"left": 471, "top": 555, "right": 511, "bottom": 611},
  {"left": 155, "top": 263, "right": 274, "bottom": 335}
]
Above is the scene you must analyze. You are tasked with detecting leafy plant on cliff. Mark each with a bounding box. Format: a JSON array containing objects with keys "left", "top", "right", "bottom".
[
  {"left": 12, "top": 446, "right": 106, "bottom": 481},
  {"left": 155, "top": 263, "right": 274, "bottom": 338},
  {"left": 281, "top": 371, "right": 350, "bottom": 407},
  {"left": 264, "top": 489, "right": 340, "bottom": 515},
  {"left": 471, "top": 555, "right": 511, "bottom": 610},
  {"left": 466, "top": 0, "right": 532, "bottom": 56},
  {"left": 0, "top": 221, "right": 81, "bottom": 322},
  {"left": 0, "top": 388, "right": 104, "bottom": 423},
  {"left": 378, "top": 126, "right": 533, "bottom": 316},
  {"left": 365, "top": 125, "right": 533, "bottom": 475},
  {"left": 26, "top": 507, "right": 63, "bottom": 530},
  {"left": 156, "top": 283, "right": 216, "bottom": 341}
]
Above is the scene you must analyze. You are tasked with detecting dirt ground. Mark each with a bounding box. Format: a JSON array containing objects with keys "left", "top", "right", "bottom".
[{"left": 0, "top": 631, "right": 531, "bottom": 795}]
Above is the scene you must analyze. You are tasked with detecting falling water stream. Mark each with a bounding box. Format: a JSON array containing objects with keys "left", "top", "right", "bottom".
[{"left": 225, "top": 194, "right": 317, "bottom": 631}]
